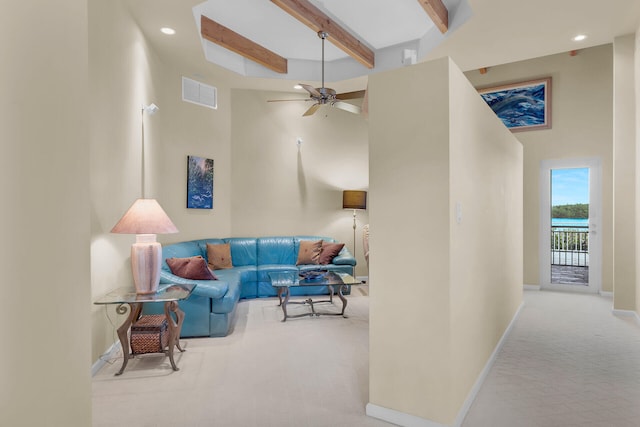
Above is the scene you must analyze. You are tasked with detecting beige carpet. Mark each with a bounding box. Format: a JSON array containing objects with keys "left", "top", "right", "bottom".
[
  {"left": 92, "top": 288, "right": 390, "bottom": 427},
  {"left": 94, "top": 289, "right": 640, "bottom": 426},
  {"left": 462, "top": 290, "right": 640, "bottom": 427}
]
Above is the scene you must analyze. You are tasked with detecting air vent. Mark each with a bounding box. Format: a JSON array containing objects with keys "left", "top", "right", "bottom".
[{"left": 182, "top": 76, "right": 217, "bottom": 110}]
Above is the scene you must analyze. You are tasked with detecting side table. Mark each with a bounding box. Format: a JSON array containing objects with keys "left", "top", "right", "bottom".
[{"left": 94, "top": 283, "right": 196, "bottom": 375}]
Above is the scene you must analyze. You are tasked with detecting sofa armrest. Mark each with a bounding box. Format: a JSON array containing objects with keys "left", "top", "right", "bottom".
[
  {"left": 159, "top": 271, "right": 229, "bottom": 299},
  {"left": 332, "top": 248, "right": 356, "bottom": 266}
]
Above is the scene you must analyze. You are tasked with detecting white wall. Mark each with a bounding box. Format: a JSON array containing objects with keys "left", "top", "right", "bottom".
[
  {"left": 466, "top": 45, "right": 614, "bottom": 292},
  {"left": 368, "top": 57, "right": 522, "bottom": 426},
  {"left": 635, "top": 29, "right": 640, "bottom": 317},
  {"left": 369, "top": 58, "right": 453, "bottom": 424},
  {"left": 449, "top": 63, "right": 523, "bottom": 419},
  {"left": 613, "top": 35, "right": 637, "bottom": 310},
  {"left": 0, "top": 2, "right": 91, "bottom": 425},
  {"left": 89, "top": 0, "right": 163, "bottom": 362},
  {"left": 230, "top": 89, "right": 370, "bottom": 275},
  {"left": 88, "top": 0, "right": 233, "bottom": 362},
  {"left": 154, "top": 65, "right": 233, "bottom": 242}
]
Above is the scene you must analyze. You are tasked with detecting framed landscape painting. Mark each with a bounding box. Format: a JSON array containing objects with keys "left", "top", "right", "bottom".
[
  {"left": 478, "top": 77, "right": 551, "bottom": 132},
  {"left": 187, "top": 155, "right": 214, "bottom": 209}
]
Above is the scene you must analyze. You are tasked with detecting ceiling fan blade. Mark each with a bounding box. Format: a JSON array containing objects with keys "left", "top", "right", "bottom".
[
  {"left": 300, "top": 83, "right": 322, "bottom": 98},
  {"left": 336, "top": 90, "right": 366, "bottom": 100},
  {"left": 267, "top": 99, "right": 312, "bottom": 102},
  {"left": 333, "top": 101, "right": 361, "bottom": 115},
  {"left": 302, "top": 103, "right": 322, "bottom": 117}
]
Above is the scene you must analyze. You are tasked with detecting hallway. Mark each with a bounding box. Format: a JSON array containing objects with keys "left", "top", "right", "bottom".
[{"left": 462, "top": 290, "right": 640, "bottom": 427}]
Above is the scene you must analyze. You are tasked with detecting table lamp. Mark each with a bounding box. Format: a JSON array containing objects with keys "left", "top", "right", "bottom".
[
  {"left": 111, "top": 198, "right": 178, "bottom": 294},
  {"left": 342, "top": 190, "right": 367, "bottom": 256}
]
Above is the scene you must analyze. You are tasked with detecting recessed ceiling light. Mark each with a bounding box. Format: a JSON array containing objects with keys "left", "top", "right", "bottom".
[
  {"left": 293, "top": 84, "right": 303, "bottom": 90},
  {"left": 161, "top": 27, "right": 176, "bottom": 35},
  {"left": 572, "top": 34, "right": 587, "bottom": 42}
]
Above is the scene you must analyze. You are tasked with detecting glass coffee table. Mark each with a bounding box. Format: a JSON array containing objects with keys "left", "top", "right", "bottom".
[
  {"left": 269, "top": 271, "right": 361, "bottom": 322},
  {"left": 94, "top": 283, "right": 195, "bottom": 375}
]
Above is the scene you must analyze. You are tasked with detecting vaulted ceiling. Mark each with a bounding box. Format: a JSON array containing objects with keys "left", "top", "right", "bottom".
[
  {"left": 126, "top": 0, "right": 640, "bottom": 93},
  {"left": 193, "top": 0, "right": 467, "bottom": 82}
]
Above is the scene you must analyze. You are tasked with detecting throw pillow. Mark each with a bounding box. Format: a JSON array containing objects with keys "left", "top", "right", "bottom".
[
  {"left": 296, "top": 239, "right": 322, "bottom": 265},
  {"left": 207, "top": 243, "right": 233, "bottom": 270},
  {"left": 319, "top": 241, "right": 345, "bottom": 265},
  {"left": 166, "top": 256, "right": 218, "bottom": 280}
]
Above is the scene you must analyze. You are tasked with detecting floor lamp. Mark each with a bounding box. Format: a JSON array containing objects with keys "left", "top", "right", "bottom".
[{"left": 343, "top": 190, "right": 367, "bottom": 257}]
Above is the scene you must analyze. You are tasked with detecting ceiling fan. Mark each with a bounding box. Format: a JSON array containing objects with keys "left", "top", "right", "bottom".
[{"left": 268, "top": 31, "right": 365, "bottom": 117}]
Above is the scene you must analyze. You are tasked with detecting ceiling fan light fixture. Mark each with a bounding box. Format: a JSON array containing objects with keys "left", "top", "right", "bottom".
[{"left": 266, "top": 29, "right": 363, "bottom": 117}]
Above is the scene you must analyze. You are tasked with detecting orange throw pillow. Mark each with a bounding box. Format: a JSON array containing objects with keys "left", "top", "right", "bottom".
[
  {"left": 296, "top": 240, "right": 322, "bottom": 265},
  {"left": 206, "top": 243, "right": 233, "bottom": 270}
]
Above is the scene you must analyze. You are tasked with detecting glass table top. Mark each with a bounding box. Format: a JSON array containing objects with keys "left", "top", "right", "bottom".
[
  {"left": 94, "top": 283, "right": 196, "bottom": 305},
  {"left": 268, "top": 271, "right": 360, "bottom": 288}
]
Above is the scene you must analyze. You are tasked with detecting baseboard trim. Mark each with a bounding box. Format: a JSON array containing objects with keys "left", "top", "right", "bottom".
[
  {"left": 612, "top": 309, "right": 640, "bottom": 326},
  {"left": 366, "top": 403, "right": 448, "bottom": 427},
  {"left": 523, "top": 284, "right": 540, "bottom": 291},
  {"left": 599, "top": 291, "right": 613, "bottom": 297},
  {"left": 366, "top": 302, "right": 524, "bottom": 427},
  {"left": 91, "top": 341, "right": 121, "bottom": 377},
  {"left": 356, "top": 275, "right": 369, "bottom": 283}
]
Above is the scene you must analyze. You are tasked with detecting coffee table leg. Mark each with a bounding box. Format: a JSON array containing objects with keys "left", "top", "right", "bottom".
[
  {"left": 115, "top": 303, "right": 141, "bottom": 376},
  {"left": 164, "top": 300, "right": 186, "bottom": 371},
  {"left": 281, "top": 287, "right": 290, "bottom": 322},
  {"left": 338, "top": 285, "right": 348, "bottom": 317}
]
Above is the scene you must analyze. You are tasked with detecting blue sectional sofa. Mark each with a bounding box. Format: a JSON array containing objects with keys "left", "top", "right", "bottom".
[{"left": 143, "top": 236, "right": 355, "bottom": 338}]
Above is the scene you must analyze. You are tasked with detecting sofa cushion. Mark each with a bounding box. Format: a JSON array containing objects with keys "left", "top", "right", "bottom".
[
  {"left": 257, "top": 236, "right": 295, "bottom": 265},
  {"left": 207, "top": 243, "right": 233, "bottom": 270},
  {"left": 296, "top": 239, "right": 322, "bottom": 265},
  {"left": 224, "top": 238, "right": 258, "bottom": 266},
  {"left": 319, "top": 241, "right": 345, "bottom": 265},
  {"left": 166, "top": 256, "right": 218, "bottom": 280}
]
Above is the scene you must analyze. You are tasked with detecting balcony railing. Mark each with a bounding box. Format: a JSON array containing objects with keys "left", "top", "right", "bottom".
[{"left": 551, "top": 225, "right": 589, "bottom": 267}]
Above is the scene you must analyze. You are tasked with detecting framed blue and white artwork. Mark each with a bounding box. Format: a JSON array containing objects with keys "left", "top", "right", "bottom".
[
  {"left": 478, "top": 77, "right": 551, "bottom": 132},
  {"left": 187, "top": 155, "right": 214, "bottom": 209}
]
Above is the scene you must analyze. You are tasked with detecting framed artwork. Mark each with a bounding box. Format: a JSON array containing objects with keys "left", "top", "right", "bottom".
[
  {"left": 478, "top": 77, "right": 551, "bottom": 132},
  {"left": 187, "top": 155, "right": 214, "bottom": 209}
]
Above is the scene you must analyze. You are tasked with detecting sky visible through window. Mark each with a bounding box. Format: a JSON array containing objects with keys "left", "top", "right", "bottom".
[{"left": 551, "top": 168, "right": 589, "bottom": 206}]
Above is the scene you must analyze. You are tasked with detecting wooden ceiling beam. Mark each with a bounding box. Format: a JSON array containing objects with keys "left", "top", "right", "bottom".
[
  {"left": 270, "top": 0, "right": 375, "bottom": 69},
  {"left": 416, "top": 0, "right": 449, "bottom": 33},
  {"left": 200, "top": 15, "right": 288, "bottom": 74}
]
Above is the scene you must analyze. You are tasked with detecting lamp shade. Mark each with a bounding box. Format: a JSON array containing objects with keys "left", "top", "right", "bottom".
[
  {"left": 342, "top": 190, "right": 367, "bottom": 210},
  {"left": 111, "top": 198, "right": 178, "bottom": 235}
]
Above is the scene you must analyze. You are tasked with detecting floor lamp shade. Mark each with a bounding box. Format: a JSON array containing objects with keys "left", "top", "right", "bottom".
[
  {"left": 342, "top": 190, "right": 367, "bottom": 210},
  {"left": 343, "top": 190, "right": 367, "bottom": 262},
  {"left": 111, "top": 199, "right": 178, "bottom": 294}
]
